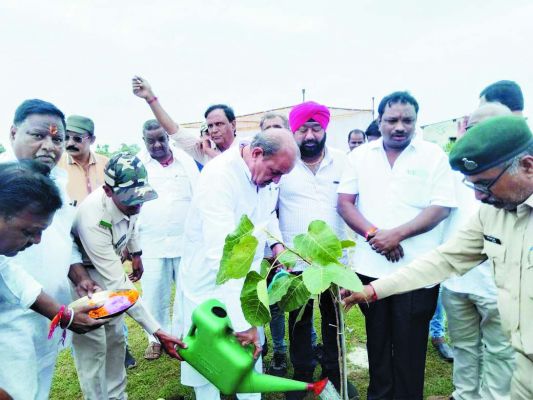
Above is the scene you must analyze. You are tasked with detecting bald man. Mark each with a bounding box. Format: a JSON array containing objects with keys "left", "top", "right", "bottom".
[{"left": 176, "top": 129, "right": 298, "bottom": 400}]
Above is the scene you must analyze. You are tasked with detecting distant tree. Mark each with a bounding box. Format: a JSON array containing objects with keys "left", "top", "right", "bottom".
[
  {"left": 95, "top": 144, "right": 111, "bottom": 158},
  {"left": 115, "top": 143, "right": 140, "bottom": 156},
  {"left": 0, "top": 144, "right": 5, "bottom": 154},
  {"left": 95, "top": 143, "right": 140, "bottom": 158}
]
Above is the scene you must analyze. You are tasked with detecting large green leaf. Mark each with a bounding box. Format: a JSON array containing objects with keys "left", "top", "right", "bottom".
[
  {"left": 276, "top": 249, "right": 300, "bottom": 269},
  {"left": 302, "top": 264, "right": 337, "bottom": 294},
  {"left": 268, "top": 274, "right": 292, "bottom": 305},
  {"left": 216, "top": 215, "right": 259, "bottom": 285},
  {"left": 240, "top": 271, "right": 271, "bottom": 326},
  {"left": 329, "top": 265, "right": 363, "bottom": 293},
  {"left": 259, "top": 259, "right": 270, "bottom": 278},
  {"left": 293, "top": 220, "right": 343, "bottom": 267},
  {"left": 279, "top": 276, "right": 311, "bottom": 312}
]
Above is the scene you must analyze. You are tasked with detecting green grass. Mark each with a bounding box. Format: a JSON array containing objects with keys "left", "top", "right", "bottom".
[
  {"left": 51, "top": 266, "right": 452, "bottom": 400},
  {"left": 50, "top": 305, "right": 453, "bottom": 400}
]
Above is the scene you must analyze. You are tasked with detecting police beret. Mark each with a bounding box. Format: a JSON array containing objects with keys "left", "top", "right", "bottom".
[{"left": 449, "top": 115, "right": 532, "bottom": 175}]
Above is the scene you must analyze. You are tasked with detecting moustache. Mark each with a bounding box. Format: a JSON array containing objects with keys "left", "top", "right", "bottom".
[{"left": 66, "top": 146, "right": 79, "bottom": 151}]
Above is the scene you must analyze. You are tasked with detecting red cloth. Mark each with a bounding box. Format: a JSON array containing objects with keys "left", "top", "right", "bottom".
[{"left": 289, "top": 101, "right": 330, "bottom": 133}]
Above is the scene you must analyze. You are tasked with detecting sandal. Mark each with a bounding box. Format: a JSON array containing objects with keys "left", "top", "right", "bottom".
[{"left": 144, "top": 342, "right": 162, "bottom": 360}]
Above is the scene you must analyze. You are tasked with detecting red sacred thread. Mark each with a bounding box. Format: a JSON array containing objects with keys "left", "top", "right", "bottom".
[{"left": 48, "top": 305, "right": 65, "bottom": 340}]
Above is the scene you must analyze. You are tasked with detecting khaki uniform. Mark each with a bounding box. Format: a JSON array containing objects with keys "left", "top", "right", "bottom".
[
  {"left": 72, "top": 187, "right": 159, "bottom": 400},
  {"left": 57, "top": 152, "right": 108, "bottom": 204},
  {"left": 373, "top": 194, "right": 533, "bottom": 399}
]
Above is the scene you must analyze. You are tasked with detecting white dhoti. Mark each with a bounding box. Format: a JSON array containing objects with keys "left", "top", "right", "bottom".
[
  {"left": 0, "top": 309, "right": 66, "bottom": 400},
  {"left": 141, "top": 257, "right": 181, "bottom": 343}
]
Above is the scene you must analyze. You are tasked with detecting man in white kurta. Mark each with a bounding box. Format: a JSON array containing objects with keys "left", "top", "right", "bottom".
[
  {"left": 138, "top": 119, "right": 200, "bottom": 359},
  {"left": 132, "top": 76, "right": 237, "bottom": 166},
  {"left": 0, "top": 99, "right": 99, "bottom": 400},
  {"left": 0, "top": 171, "right": 77, "bottom": 399},
  {"left": 177, "top": 129, "right": 298, "bottom": 399}
]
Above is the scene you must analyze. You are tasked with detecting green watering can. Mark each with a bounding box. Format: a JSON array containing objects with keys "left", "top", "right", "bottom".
[{"left": 178, "top": 299, "right": 327, "bottom": 396}]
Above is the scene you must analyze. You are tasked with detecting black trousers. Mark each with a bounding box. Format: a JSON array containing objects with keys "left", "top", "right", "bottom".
[
  {"left": 358, "top": 274, "right": 439, "bottom": 400},
  {"left": 288, "top": 287, "right": 340, "bottom": 372}
]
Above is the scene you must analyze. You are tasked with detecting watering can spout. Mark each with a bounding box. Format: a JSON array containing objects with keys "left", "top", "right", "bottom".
[{"left": 236, "top": 371, "right": 328, "bottom": 394}]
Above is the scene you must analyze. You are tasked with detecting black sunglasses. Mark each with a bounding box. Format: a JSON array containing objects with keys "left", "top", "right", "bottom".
[{"left": 65, "top": 134, "right": 90, "bottom": 144}]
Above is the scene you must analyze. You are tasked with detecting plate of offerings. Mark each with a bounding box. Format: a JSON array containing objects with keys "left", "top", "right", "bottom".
[{"left": 69, "top": 289, "right": 139, "bottom": 319}]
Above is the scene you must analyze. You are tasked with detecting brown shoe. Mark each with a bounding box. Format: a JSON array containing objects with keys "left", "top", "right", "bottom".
[{"left": 144, "top": 342, "right": 162, "bottom": 360}]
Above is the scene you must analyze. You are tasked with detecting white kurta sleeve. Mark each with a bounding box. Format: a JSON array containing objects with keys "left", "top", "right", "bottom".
[
  {"left": 266, "top": 210, "right": 282, "bottom": 248},
  {"left": 170, "top": 128, "right": 206, "bottom": 164},
  {"left": 196, "top": 172, "right": 253, "bottom": 331},
  {"left": 0, "top": 259, "right": 42, "bottom": 309}
]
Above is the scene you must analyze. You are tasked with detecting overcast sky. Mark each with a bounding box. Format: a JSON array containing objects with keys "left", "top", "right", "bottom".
[{"left": 0, "top": 0, "right": 531, "bottom": 148}]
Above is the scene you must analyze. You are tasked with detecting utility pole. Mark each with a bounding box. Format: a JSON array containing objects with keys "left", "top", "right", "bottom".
[
  {"left": 371, "top": 96, "right": 375, "bottom": 120},
  {"left": 302, "top": 89, "right": 306, "bottom": 102}
]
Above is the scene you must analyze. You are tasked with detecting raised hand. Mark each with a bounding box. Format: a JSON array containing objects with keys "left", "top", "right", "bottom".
[{"left": 132, "top": 75, "right": 154, "bottom": 100}]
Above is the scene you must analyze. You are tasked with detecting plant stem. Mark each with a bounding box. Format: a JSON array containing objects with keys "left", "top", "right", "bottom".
[{"left": 331, "top": 285, "right": 348, "bottom": 399}]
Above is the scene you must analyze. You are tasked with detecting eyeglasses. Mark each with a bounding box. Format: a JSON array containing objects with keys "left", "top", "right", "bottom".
[
  {"left": 462, "top": 162, "right": 512, "bottom": 195},
  {"left": 65, "top": 134, "right": 90, "bottom": 144},
  {"left": 296, "top": 124, "right": 323, "bottom": 134}
]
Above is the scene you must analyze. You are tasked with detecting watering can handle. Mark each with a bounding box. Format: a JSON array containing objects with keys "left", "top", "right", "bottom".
[{"left": 187, "top": 324, "right": 197, "bottom": 337}]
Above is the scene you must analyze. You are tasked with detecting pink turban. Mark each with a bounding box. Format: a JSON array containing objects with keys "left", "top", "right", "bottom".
[{"left": 289, "top": 101, "right": 331, "bottom": 133}]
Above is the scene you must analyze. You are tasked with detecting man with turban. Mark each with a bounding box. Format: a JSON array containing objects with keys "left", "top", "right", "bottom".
[{"left": 273, "top": 101, "right": 358, "bottom": 399}]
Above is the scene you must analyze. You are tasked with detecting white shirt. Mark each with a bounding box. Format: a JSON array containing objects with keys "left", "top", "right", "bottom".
[
  {"left": 138, "top": 146, "right": 199, "bottom": 258},
  {"left": 171, "top": 128, "right": 238, "bottom": 165},
  {"left": 178, "top": 143, "right": 281, "bottom": 332},
  {"left": 278, "top": 146, "right": 347, "bottom": 270},
  {"left": 0, "top": 256, "right": 42, "bottom": 310},
  {"left": 338, "top": 137, "right": 456, "bottom": 278},
  {"left": 441, "top": 172, "right": 497, "bottom": 297}
]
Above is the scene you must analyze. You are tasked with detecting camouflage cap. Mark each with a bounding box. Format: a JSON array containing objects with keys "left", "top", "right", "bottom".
[
  {"left": 104, "top": 153, "right": 158, "bottom": 206},
  {"left": 449, "top": 115, "right": 532, "bottom": 175},
  {"left": 66, "top": 115, "right": 94, "bottom": 136}
]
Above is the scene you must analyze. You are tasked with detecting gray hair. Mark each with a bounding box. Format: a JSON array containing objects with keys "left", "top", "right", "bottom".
[
  {"left": 250, "top": 129, "right": 299, "bottom": 158},
  {"left": 508, "top": 142, "right": 533, "bottom": 175},
  {"left": 143, "top": 119, "right": 162, "bottom": 132},
  {"left": 259, "top": 113, "right": 289, "bottom": 130},
  {"left": 250, "top": 131, "right": 282, "bottom": 156}
]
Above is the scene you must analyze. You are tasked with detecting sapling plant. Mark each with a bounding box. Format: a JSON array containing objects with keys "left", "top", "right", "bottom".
[{"left": 216, "top": 215, "right": 363, "bottom": 399}]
